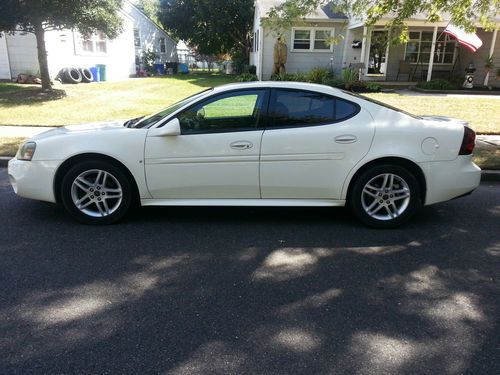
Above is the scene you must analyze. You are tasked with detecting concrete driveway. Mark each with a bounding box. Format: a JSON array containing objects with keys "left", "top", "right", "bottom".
[{"left": 0, "top": 168, "right": 499, "bottom": 374}]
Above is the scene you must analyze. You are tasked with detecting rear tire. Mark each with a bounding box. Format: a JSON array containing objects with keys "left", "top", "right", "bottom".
[
  {"left": 349, "top": 165, "right": 421, "bottom": 228},
  {"left": 61, "top": 160, "right": 133, "bottom": 224}
]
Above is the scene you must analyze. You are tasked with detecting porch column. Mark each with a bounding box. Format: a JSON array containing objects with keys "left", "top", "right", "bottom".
[
  {"left": 359, "top": 26, "right": 368, "bottom": 80},
  {"left": 483, "top": 29, "right": 498, "bottom": 86},
  {"left": 426, "top": 25, "right": 438, "bottom": 81}
]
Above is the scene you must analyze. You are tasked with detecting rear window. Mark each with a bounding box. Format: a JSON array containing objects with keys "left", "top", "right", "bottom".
[
  {"left": 341, "top": 90, "right": 421, "bottom": 119},
  {"left": 269, "top": 89, "right": 359, "bottom": 128}
]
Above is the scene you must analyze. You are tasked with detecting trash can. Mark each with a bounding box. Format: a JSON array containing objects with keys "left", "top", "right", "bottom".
[
  {"left": 178, "top": 63, "right": 189, "bottom": 74},
  {"left": 96, "top": 64, "right": 106, "bottom": 81},
  {"left": 90, "top": 66, "right": 99, "bottom": 82},
  {"left": 154, "top": 63, "right": 165, "bottom": 75}
]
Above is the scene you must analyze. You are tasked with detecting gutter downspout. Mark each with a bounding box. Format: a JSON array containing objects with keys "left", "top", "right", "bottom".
[{"left": 426, "top": 25, "right": 438, "bottom": 82}]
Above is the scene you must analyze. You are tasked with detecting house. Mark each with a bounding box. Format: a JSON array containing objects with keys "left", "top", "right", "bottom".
[
  {"left": 0, "top": 0, "right": 177, "bottom": 82},
  {"left": 250, "top": 0, "right": 500, "bottom": 87}
]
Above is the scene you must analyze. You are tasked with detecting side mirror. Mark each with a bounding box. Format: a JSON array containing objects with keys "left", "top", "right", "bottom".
[{"left": 148, "top": 118, "right": 181, "bottom": 137}]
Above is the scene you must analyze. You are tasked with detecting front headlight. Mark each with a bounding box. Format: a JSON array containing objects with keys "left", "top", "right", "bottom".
[{"left": 17, "top": 141, "right": 37, "bottom": 161}]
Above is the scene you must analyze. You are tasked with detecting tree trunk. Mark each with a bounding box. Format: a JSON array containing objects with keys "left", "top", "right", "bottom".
[{"left": 33, "top": 21, "right": 51, "bottom": 90}]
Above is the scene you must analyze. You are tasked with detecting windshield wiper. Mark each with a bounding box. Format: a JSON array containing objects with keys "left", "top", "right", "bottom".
[{"left": 124, "top": 116, "right": 145, "bottom": 128}]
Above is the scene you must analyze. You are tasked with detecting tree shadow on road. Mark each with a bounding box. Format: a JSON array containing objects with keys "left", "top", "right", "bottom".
[{"left": 0, "top": 184, "right": 499, "bottom": 374}]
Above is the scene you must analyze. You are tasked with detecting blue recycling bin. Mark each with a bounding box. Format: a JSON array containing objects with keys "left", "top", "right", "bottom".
[
  {"left": 179, "top": 63, "right": 189, "bottom": 74},
  {"left": 154, "top": 63, "right": 165, "bottom": 75},
  {"left": 90, "top": 66, "right": 99, "bottom": 82}
]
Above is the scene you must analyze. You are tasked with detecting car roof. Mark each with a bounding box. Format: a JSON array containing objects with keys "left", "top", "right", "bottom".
[{"left": 212, "top": 81, "right": 342, "bottom": 95}]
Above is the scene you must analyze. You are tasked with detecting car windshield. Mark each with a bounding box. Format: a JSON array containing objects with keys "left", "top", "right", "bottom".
[
  {"left": 129, "top": 88, "right": 213, "bottom": 128},
  {"left": 341, "top": 90, "right": 421, "bottom": 119}
]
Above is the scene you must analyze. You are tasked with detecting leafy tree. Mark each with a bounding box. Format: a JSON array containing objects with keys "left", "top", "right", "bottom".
[
  {"left": 158, "top": 0, "right": 254, "bottom": 58},
  {"left": 134, "top": 0, "right": 161, "bottom": 23},
  {"left": 0, "top": 0, "right": 123, "bottom": 90},
  {"left": 263, "top": 0, "right": 500, "bottom": 42}
]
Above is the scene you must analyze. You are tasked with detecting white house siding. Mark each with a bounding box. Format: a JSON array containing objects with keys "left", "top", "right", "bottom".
[
  {"left": 260, "top": 22, "right": 346, "bottom": 79},
  {"left": 0, "top": 34, "right": 11, "bottom": 80},
  {"left": 5, "top": 32, "right": 39, "bottom": 77},
  {"left": 341, "top": 27, "right": 363, "bottom": 69},
  {"left": 122, "top": 0, "right": 178, "bottom": 65},
  {"left": 249, "top": 3, "right": 263, "bottom": 77},
  {"left": 44, "top": 13, "right": 136, "bottom": 81}
]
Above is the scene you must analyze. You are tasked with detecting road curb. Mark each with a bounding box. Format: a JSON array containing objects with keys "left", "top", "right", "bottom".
[
  {"left": 0, "top": 156, "right": 12, "bottom": 168},
  {"left": 481, "top": 170, "right": 500, "bottom": 182},
  {"left": 1, "top": 156, "right": 499, "bottom": 182}
]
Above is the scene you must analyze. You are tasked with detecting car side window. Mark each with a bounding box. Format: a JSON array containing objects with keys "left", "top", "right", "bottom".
[
  {"left": 269, "top": 89, "right": 359, "bottom": 128},
  {"left": 178, "top": 89, "right": 266, "bottom": 134}
]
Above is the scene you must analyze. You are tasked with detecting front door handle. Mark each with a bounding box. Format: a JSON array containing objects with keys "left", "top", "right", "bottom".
[
  {"left": 335, "top": 135, "right": 358, "bottom": 144},
  {"left": 230, "top": 141, "right": 253, "bottom": 150}
]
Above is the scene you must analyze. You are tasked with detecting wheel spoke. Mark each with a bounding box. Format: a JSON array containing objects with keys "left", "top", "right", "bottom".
[
  {"left": 74, "top": 177, "right": 91, "bottom": 192},
  {"left": 101, "top": 171, "right": 108, "bottom": 187},
  {"left": 385, "top": 205, "right": 396, "bottom": 219},
  {"left": 78, "top": 199, "right": 94, "bottom": 210},
  {"left": 368, "top": 203, "right": 385, "bottom": 216},
  {"left": 104, "top": 193, "right": 122, "bottom": 200},
  {"left": 95, "top": 201, "right": 106, "bottom": 216},
  {"left": 365, "top": 184, "right": 379, "bottom": 192},
  {"left": 393, "top": 192, "right": 410, "bottom": 201},
  {"left": 388, "top": 174, "right": 394, "bottom": 189},
  {"left": 102, "top": 199, "right": 110, "bottom": 215},
  {"left": 75, "top": 194, "right": 90, "bottom": 206},
  {"left": 363, "top": 189, "right": 378, "bottom": 198},
  {"left": 381, "top": 174, "right": 389, "bottom": 189},
  {"left": 95, "top": 170, "right": 103, "bottom": 186},
  {"left": 366, "top": 199, "right": 379, "bottom": 211}
]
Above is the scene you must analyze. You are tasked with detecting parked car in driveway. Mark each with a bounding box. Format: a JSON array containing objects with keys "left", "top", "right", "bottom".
[{"left": 8, "top": 82, "right": 481, "bottom": 228}]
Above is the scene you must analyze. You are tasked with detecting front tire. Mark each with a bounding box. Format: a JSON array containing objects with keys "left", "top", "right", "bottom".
[
  {"left": 349, "top": 165, "right": 421, "bottom": 228},
  {"left": 61, "top": 160, "right": 133, "bottom": 224}
]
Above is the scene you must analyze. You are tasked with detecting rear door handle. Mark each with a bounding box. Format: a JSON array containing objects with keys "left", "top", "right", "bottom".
[
  {"left": 230, "top": 141, "right": 253, "bottom": 150},
  {"left": 335, "top": 135, "right": 358, "bottom": 144}
]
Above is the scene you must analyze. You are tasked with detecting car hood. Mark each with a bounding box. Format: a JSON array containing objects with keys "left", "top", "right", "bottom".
[{"left": 30, "top": 120, "right": 126, "bottom": 141}]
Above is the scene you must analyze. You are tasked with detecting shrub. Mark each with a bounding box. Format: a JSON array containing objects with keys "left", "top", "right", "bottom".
[
  {"left": 248, "top": 65, "right": 257, "bottom": 75},
  {"left": 364, "top": 82, "right": 382, "bottom": 91},
  {"left": 417, "top": 79, "right": 457, "bottom": 90},
  {"left": 322, "top": 77, "right": 344, "bottom": 88},
  {"left": 341, "top": 68, "right": 359, "bottom": 90},
  {"left": 236, "top": 73, "right": 258, "bottom": 82},
  {"left": 307, "top": 67, "right": 333, "bottom": 84}
]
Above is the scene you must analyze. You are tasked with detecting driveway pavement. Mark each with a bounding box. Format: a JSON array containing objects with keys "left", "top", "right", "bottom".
[{"left": 0, "top": 168, "right": 499, "bottom": 374}]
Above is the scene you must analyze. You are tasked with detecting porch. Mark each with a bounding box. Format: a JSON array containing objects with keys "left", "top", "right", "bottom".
[{"left": 345, "top": 21, "right": 499, "bottom": 87}]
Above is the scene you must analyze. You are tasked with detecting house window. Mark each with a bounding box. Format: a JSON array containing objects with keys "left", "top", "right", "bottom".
[
  {"left": 292, "top": 28, "right": 333, "bottom": 52},
  {"left": 80, "top": 32, "right": 107, "bottom": 54},
  {"left": 160, "top": 37, "right": 166, "bottom": 53},
  {"left": 134, "top": 29, "right": 141, "bottom": 47},
  {"left": 95, "top": 31, "right": 107, "bottom": 53},
  {"left": 404, "top": 31, "right": 457, "bottom": 64}
]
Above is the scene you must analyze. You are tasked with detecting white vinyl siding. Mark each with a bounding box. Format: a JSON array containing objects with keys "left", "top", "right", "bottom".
[{"left": 0, "top": 34, "right": 11, "bottom": 79}]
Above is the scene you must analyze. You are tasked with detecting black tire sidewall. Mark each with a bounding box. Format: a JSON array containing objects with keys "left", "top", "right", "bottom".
[
  {"left": 349, "top": 164, "right": 421, "bottom": 229},
  {"left": 61, "top": 160, "right": 133, "bottom": 224}
]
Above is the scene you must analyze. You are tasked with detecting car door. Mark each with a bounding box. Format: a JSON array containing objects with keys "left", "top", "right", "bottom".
[
  {"left": 260, "top": 88, "right": 375, "bottom": 199},
  {"left": 145, "top": 89, "right": 268, "bottom": 199}
]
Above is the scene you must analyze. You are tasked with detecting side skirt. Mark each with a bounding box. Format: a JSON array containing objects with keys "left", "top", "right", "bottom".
[{"left": 140, "top": 199, "right": 346, "bottom": 207}]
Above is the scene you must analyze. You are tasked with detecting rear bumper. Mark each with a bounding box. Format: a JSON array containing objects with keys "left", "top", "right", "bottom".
[
  {"left": 8, "top": 158, "right": 59, "bottom": 203},
  {"left": 419, "top": 155, "right": 481, "bottom": 206}
]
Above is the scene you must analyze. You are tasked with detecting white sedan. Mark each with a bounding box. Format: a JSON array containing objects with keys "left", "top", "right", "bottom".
[{"left": 8, "top": 82, "right": 481, "bottom": 228}]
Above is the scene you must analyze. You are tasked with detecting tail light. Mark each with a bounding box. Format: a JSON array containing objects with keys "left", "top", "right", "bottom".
[{"left": 459, "top": 126, "right": 476, "bottom": 155}]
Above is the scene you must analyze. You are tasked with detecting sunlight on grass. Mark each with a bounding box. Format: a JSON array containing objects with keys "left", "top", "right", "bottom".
[
  {"left": 362, "top": 93, "right": 500, "bottom": 135},
  {"left": 0, "top": 75, "right": 236, "bottom": 126}
]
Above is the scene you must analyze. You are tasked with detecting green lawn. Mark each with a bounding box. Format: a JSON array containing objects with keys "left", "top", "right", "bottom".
[
  {"left": 0, "top": 75, "right": 499, "bottom": 134},
  {"left": 363, "top": 92, "right": 500, "bottom": 135},
  {"left": 0, "top": 74, "right": 236, "bottom": 126}
]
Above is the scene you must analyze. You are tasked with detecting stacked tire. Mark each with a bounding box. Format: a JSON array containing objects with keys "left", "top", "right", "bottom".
[{"left": 59, "top": 67, "right": 93, "bottom": 84}]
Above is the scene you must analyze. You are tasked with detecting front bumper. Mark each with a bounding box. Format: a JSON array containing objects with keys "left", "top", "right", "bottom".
[
  {"left": 8, "top": 158, "right": 60, "bottom": 203},
  {"left": 419, "top": 155, "right": 481, "bottom": 206}
]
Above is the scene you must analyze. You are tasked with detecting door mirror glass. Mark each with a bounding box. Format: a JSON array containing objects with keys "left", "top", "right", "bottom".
[{"left": 148, "top": 118, "right": 181, "bottom": 137}]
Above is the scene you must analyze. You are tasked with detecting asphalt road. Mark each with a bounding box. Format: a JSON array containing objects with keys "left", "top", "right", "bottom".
[{"left": 0, "top": 168, "right": 499, "bottom": 375}]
